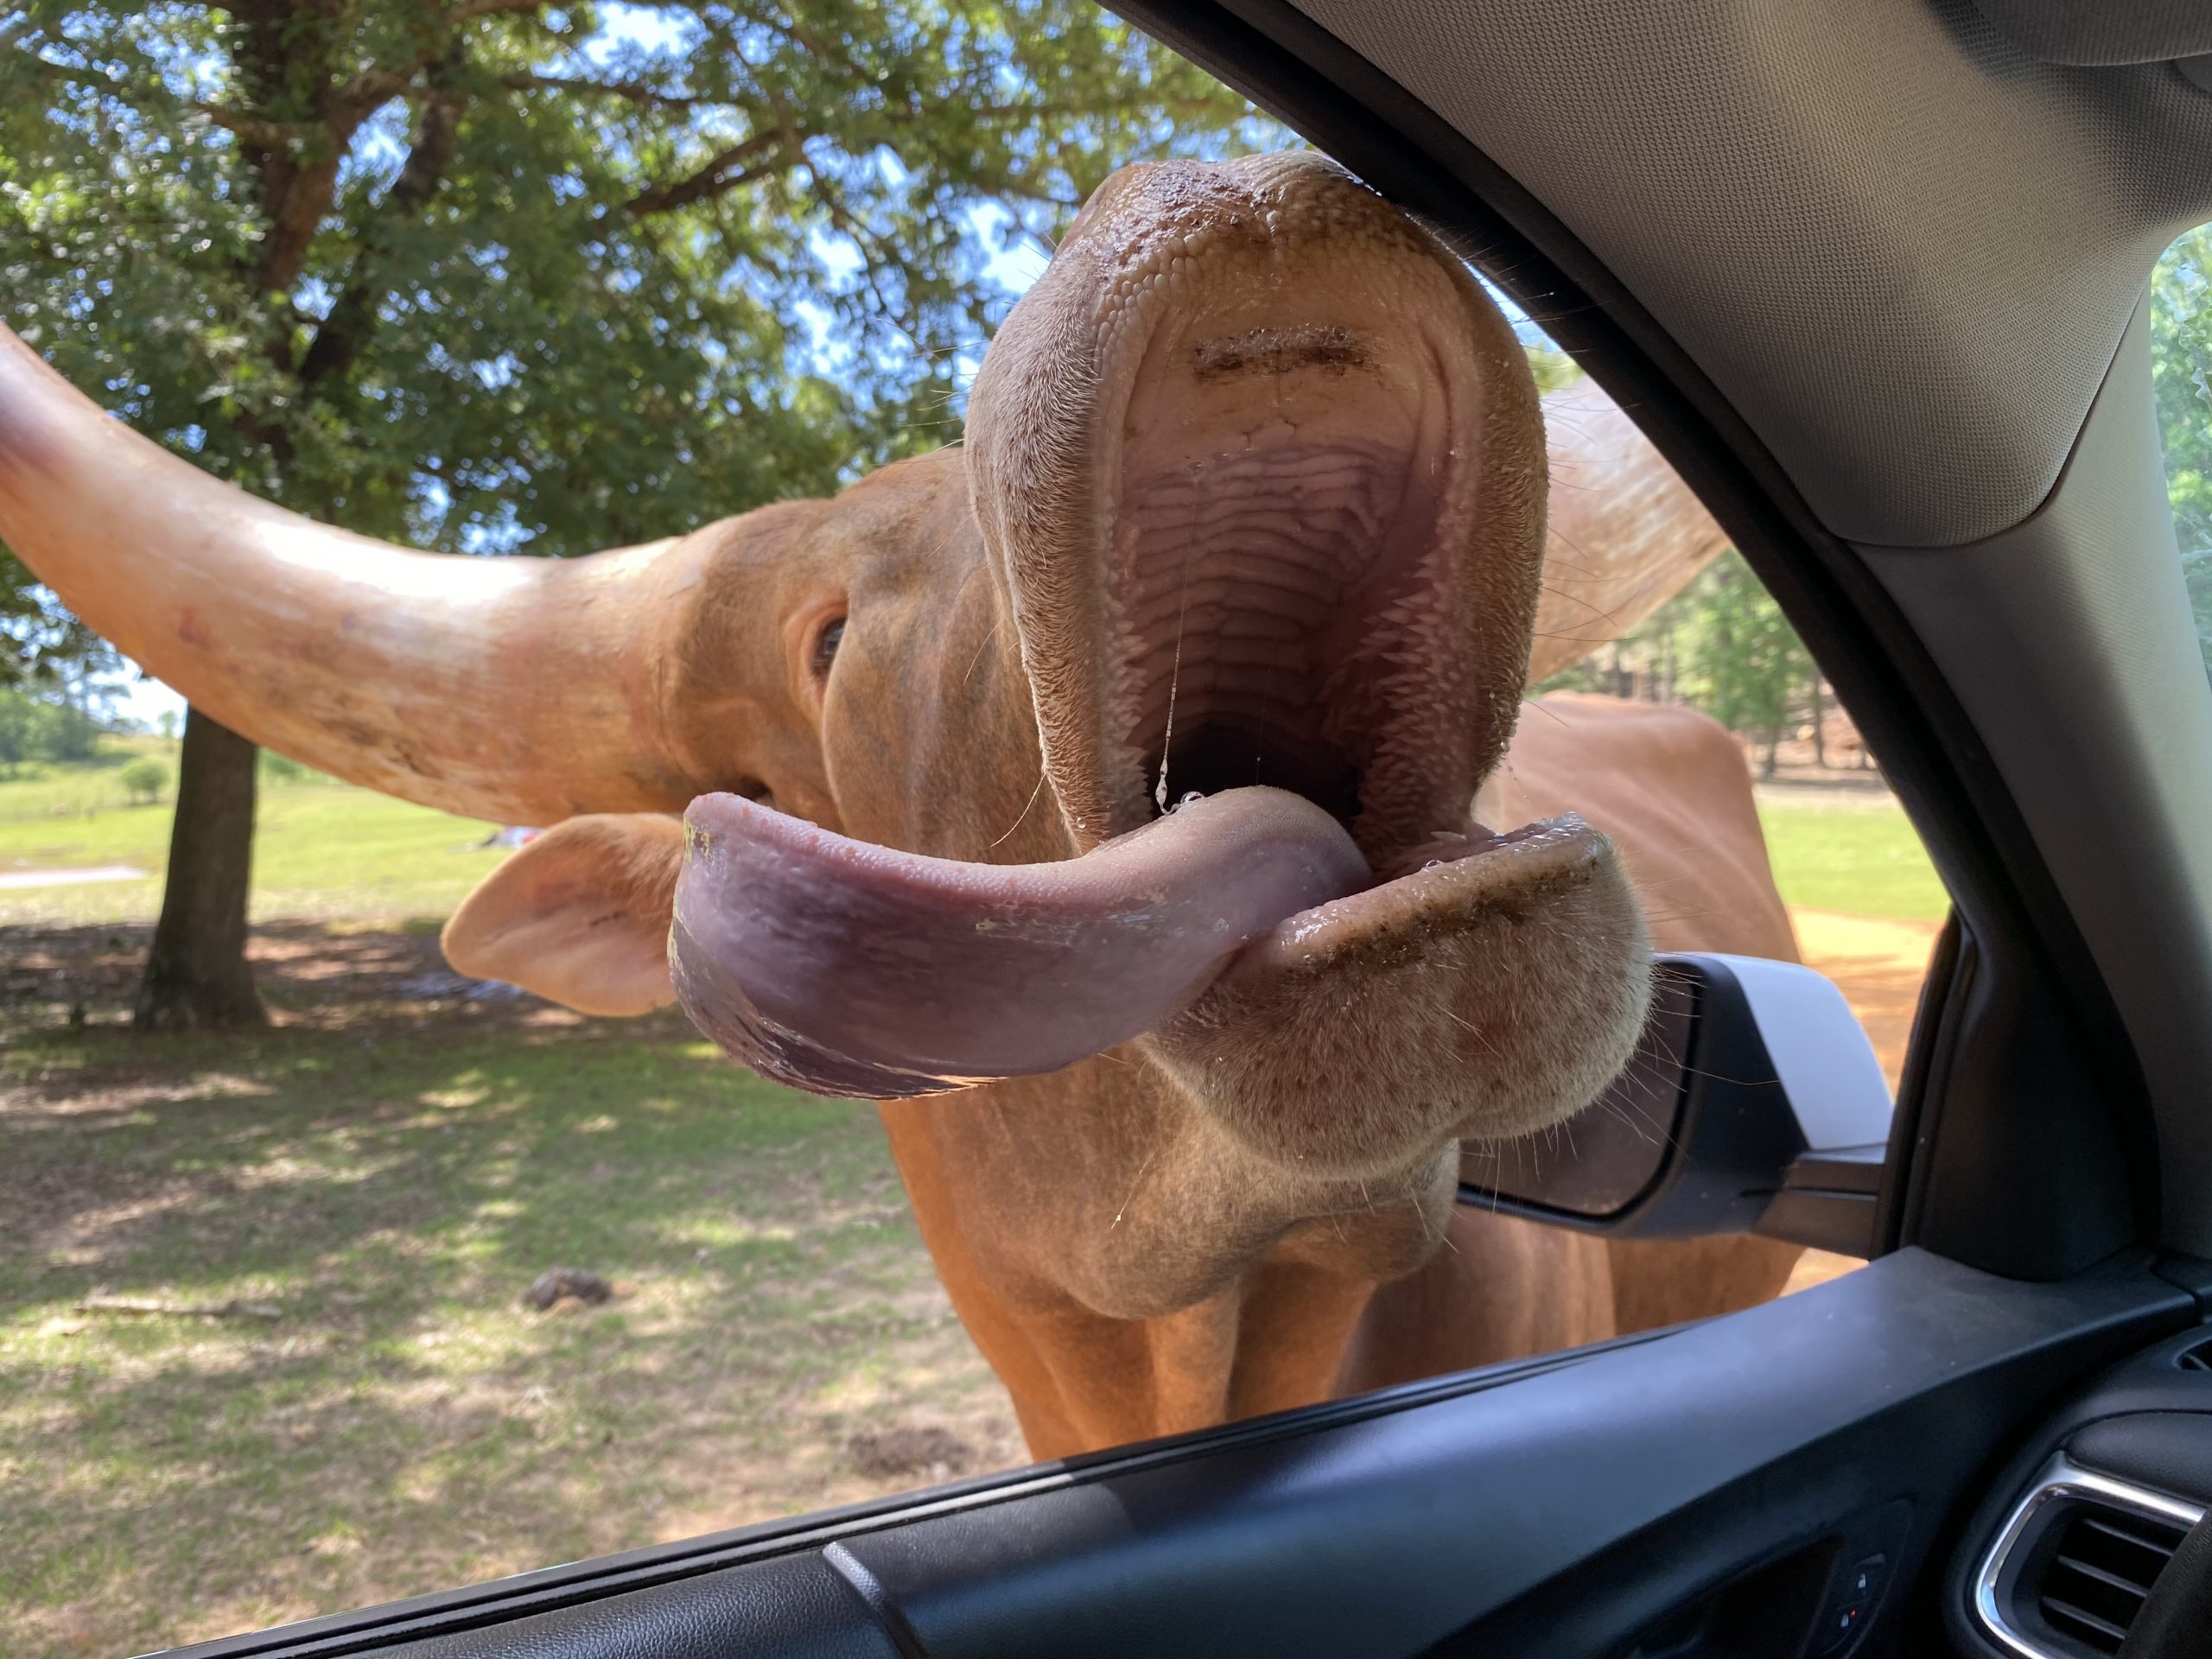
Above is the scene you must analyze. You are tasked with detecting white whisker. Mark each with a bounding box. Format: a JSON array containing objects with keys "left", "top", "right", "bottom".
[
  {"left": 1153, "top": 467, "right": 1203, "bottom": 814},
  {"left": 988, "top": 769, "right": 1048, "bottom": 849}
]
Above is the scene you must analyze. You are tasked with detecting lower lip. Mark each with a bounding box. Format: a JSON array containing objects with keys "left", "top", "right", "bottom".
[{"left": 1376, "top": 818, "right": 1531, "bottom": 881}]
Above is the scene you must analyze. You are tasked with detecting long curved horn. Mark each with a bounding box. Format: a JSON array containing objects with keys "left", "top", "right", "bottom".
[
  {"left": 0, "top": 326, "right": 711, "bottom": 825},
  {"left": 1527, "top": 383, "right": 1730, "bottom": 686}
]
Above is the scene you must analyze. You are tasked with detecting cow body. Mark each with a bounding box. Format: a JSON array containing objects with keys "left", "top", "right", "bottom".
[
  {"left": 0, "top": 153, "right": 1808, "bottom": 1462},
  {"left": 869, "top": 679, "right": 1803, "bottom": 1455}
]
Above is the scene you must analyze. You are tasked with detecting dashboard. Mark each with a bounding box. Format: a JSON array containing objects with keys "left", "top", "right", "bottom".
[{"left": 1948, "top": 1319, "right": 2212, "bottom": 1658}]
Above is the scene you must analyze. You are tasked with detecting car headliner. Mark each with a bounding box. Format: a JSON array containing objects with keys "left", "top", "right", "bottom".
[{"left": 1204, "top": 0, "right": 2212, "bottom": 1251}]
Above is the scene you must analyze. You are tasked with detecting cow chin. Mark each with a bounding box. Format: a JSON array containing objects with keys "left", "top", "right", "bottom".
[{"left": 1143, "top": 821, "right": 1651, "bottom": 1180}]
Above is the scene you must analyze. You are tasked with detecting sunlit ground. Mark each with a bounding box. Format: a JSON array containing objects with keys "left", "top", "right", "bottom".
[
  {"left": 2, "top": 763, "right": 1944, "bottom": 1654},
  {"left": 1, "top": 928, "right": 1022, "bottom": 1655}
]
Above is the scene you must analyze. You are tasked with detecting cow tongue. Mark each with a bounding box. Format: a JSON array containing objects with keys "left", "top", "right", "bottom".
[{"left": 669, "top": 787, "right": 1374, "bottom": 1098}]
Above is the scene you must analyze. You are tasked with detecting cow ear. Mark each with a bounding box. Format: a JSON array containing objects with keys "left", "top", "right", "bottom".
[{"left": 442, "top": 814, "right": 687, "bottom": 1016}]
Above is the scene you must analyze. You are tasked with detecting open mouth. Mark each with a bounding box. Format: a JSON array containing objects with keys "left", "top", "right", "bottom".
[
  {"left": 1024, "top": 165, "right": 1540, "bottom": 882},
  {"left": 1105, "top": 307, "right": 1471, "bottom": 874}
]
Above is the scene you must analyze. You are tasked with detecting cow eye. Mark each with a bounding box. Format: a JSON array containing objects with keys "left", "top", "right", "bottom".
[{"left": 812, "top": 617, "right": 845, "bottom": 678}]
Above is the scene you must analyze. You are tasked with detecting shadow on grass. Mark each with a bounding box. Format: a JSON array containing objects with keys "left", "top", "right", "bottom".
[{"left": 1, "top": 923, "right": 1019, "bottom": 1657}]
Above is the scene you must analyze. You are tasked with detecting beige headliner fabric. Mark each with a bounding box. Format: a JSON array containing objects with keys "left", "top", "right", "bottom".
[{"left": 1289, "top": 0, "right": 2212, "bottom": 547}]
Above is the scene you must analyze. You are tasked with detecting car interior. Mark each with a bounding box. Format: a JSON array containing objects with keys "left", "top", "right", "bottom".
[{"left": 155, "top": 2, "right": 2212, "bottom": 1656}]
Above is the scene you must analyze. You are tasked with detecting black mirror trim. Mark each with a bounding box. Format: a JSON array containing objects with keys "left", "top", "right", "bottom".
[{"left": 1459, "top": 954, "right": 1893, "bottom": 1255}]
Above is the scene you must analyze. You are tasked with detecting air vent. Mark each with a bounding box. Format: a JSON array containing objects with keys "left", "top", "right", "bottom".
[
  {"left": 2029, "top": 1503, "right": 2186, "bottom": 1653},
  {"left": 1974, "top": 1455, "right": 2203, "bottom": 1659},
  {"left": 2177, "top": 1334, "right": 2212, "bottom": 1372}
]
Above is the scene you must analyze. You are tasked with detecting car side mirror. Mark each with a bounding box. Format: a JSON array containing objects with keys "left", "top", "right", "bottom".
[{"left": 1459, "top": 954, "right": 1895, "bottom": 1258}]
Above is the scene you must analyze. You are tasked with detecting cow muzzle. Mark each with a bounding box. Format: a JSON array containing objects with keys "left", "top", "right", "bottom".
[{"left": 671, "top": 154, "right": 1653, "bottom": 1176}]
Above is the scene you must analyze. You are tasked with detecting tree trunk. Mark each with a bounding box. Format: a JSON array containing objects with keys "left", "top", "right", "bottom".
[
  {"left": 135, "top": 706, "right": 267, "bottom": 1030},
  {"left": 1762, "top": 717, "right": 1784, "bottom": 779},
  {"left": 1809, "top": 677, "right": 1827, "bottom": 769}
]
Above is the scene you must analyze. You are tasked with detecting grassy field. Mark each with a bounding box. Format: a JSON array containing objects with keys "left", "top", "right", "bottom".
[
  {"left": 0, "top": 742, "right": 509, "bottom": 927},
  {"left": 0, "top": 751, "right": 1947, "bottom": 1656},
  {"left": 0, "top": 736, "right": 175, "bottom": 823},
  {"left": 1, "top": 753, "right": 1025, "bottom": 1655},
  {"left": 1756, "top": 791, "right": 1950, "bottom": 924}
]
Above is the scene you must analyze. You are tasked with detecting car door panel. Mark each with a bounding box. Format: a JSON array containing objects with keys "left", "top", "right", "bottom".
[{"left": 169, "top": 1250, "right": 2190, "bottom": 1659}]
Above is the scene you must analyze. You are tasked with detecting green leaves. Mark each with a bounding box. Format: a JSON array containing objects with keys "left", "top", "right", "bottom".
[
  {"left": 0, "top": 550, "right": 118, "bottom": 694},
  {"left": 1535, "top": 549, "right": 1815, "bottom": 770},
  {"left": 2151, "top": 222, "right": 2212, "bottom": 678},
  {"left": 0, "top": 0, "right": 1271, "bottom": 695},
  {"left": 1665, "top": 550, "right": 1813, "bottom": 745}
]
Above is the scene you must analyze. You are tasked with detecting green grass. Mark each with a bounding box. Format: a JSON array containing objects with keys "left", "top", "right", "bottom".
[
  {"left": 0, "top": 749, "right": 1946, "bottom": 1653},
  {"left": 0, "top": 752, "right": 505, "bottom": 926},
  {"left": 1757, "top": 798, "right": 1949, "bottom": 922},
  {"left": 0, "top": 734, "right": 173, "bottom": 823},
  {"left": 0, "top": 1000, "right": 1014, "bottom": 1656},
  {"left": 0, "top": 751, "right": 1017, "bottom": 1654}
]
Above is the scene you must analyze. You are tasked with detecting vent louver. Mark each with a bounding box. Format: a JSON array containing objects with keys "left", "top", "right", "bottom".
[
  {"left": 2029, "top": 1502, "right": 2187, "bottom": 1654},
  {"left": 1975, "top": 1457, "right": 2203, "bottom": 1659},
  {"left": 2177, "top": 1335, "right": 2212, "bottom": 1372}
]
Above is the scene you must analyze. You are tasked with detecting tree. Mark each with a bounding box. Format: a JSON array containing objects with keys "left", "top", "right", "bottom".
[
  {"left": 0, "top": 683, "right": 105, "bottom": 768},
  {"left": 1540, "top": 547, "right": 1820, "bottom": 772},
  {"left": 2, "top": 548, "right": 119, "bottom": 704},
  {"left": 2151, "top": 221, "right": 2212, "bottom": 681},
  {"left": 1524, "top": 341, "right": 1583, "bottom": 396},
  {"left": 0, "top": 2, "right": 1262, "bottom": 1027},
  {"left": 1669, "top": 551, "right": 1813, "bottom": 777},
  {"left": 122, "top": 757, "right": 169, "bottom": 803},
  {"left": 0, "top": 599, "right": 116, "bottom": 766}
]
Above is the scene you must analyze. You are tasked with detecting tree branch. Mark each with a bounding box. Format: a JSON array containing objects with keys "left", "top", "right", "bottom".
[
  {"left": 232, "top": 52, "right": 413, "bottom": 299},
  {"left": 188, "top": 99, "right": 298, "bottom": 149},
  {"left": 624, "top": 129, "right": 787, "bottom": 216},
  {"left": 802, "top": 157, "right": 930, "bottom": 351},
  {"left": 499, "top": 71, "right": 702, "bottom": 108},
  {"left": 448, "top": 0, "right": 547, "bottom": 22},
  {"left": 296, "top": 55, "right": 467, "bottom": 390},
  {"left": 326, "top": 67, "right": 416, "bottom": 135}
]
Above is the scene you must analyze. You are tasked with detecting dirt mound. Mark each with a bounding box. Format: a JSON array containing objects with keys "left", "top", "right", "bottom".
[{"left": 845, "top": 1425, "right": 976, "bottom": 1483}]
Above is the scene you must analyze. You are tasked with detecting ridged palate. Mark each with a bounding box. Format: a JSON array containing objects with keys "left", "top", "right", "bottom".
[{"left": 1109, "top": 431, "right": 1425, "bottom": 817}]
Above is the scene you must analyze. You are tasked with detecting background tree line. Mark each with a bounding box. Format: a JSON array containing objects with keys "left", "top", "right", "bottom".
[
  {"left": 1537, "top": 543, "right": 1840, "bottom": 779},
  {"left": 0, "top": 685, "right": 107, "bottom": 769}
]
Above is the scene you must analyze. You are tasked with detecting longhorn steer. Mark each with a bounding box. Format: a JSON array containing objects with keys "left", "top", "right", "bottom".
[{"left": 0, "top": 153, "right": 1800, "bottom": 1458}]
